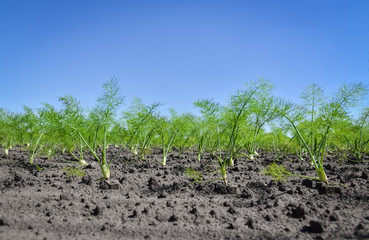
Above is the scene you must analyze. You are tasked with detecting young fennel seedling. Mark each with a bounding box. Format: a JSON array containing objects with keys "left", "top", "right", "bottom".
[
  {"left": 63, "top": 78, "right": 124, "bottom": 182},
  {"left": 275, "top": 82, "right": 368, "bottom": 183}
]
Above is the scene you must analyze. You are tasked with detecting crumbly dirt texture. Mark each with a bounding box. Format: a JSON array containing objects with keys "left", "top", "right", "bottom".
[{"left": 1, "top": 146, "right": 369, "bottom": 240}]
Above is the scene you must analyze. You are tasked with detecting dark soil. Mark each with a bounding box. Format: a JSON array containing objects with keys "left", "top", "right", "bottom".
[{"left": 1, "top": 146, "right": 369, "bottom": 240}]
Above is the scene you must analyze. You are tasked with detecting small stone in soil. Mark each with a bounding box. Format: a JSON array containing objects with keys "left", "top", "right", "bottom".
[
  {"left": 290, "top": 205, "right": 306, "bottom": 219},
  {"left": 0, "top": 218, "right": 6, "bottom": 226},
  {"left": 307, "top": 220, "right": 324, "bottom": 233}
]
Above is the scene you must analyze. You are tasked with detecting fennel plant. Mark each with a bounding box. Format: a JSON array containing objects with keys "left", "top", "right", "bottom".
[
  {"left": 64, "top": 78, "right": 124, "bottom": 182},
  {"left": 276, "top": 82, "right": 368, "bottom": 183},
  {"left": 343, "top": 107, "right": 369, "bottom": 160},
  {"left": 59, "top": 95, "right": 89, "bottom": 166},
  {"left": 194, "top": 79, "right": 267, "bottom": 185},
  {"left": 156, "top": 116, "right": 177, "bottom": 167},
  {"left": 0, "top": 108, "right": 16, "bottom": 156}
]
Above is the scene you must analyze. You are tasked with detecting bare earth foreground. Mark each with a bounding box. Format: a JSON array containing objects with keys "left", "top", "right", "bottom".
[{"left": 1, "top": 146, "right": 369, "bottom": 240}]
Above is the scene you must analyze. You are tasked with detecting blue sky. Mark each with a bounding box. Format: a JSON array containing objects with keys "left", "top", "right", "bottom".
[{"left": 1, "top": 0, "right": 368, "bottom": 116}]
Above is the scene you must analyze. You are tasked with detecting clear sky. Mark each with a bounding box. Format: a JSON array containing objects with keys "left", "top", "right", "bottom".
[{"left": 1, "top": 0, "right": 368, "bottom": 116}]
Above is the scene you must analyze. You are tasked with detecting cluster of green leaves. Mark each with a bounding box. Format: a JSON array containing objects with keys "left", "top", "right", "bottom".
[
  {"left": 261, "top": 162, "right": 291, "bottom": 183},
  {"left": 184, "top": 167, "right": 204, "bottom": 183},
  {"left": 339, "top": 108, "right": 369, "bottom": 160},
  {"left": 63, "top": 166, "right": 86, "bottom": 179}
]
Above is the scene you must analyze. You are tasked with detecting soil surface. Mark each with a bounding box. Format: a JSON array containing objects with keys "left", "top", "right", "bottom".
[{"left": 1, "top": 146, "right": 369, "bottom": 240}]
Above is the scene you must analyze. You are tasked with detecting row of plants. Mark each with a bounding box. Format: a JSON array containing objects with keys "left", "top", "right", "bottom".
[{"left": 0, "top": 78, "right": 368, "bottom": 186}]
